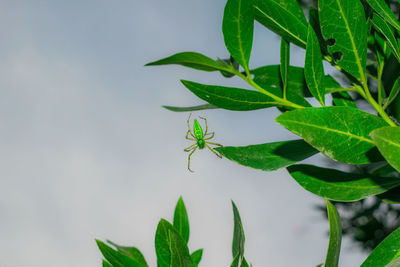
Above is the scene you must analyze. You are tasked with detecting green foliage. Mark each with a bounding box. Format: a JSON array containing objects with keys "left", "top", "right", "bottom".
[
  {"left": 324, "top": 200, "right": 342, "bottom": 267},
  {"left": 135, "top": 0, "right": 400, "bottom": 265}
]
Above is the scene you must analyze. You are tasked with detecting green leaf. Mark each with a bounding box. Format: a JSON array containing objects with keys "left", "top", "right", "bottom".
[
  {"left": 371, "top": 13, "right": 400, "bottom": 62},
  {"left": 223, "top": 0, "right": 254, "bottom": 71},
  {"left": 190, "top": 249, "right": 203, "bottom": 266},
  {"left": 371, "top": 126, "right": 400, "bottom": 172},
  {"left": 274, "top": 0, "right": 307, "bottom": 25},
  {"left": 386, "top": 257, "right": 400, "bottom": 267},
  {"left": 155, "top": 219, "right": 182, "bottom": 267},
  {"left": 251, "top": 65, "right": 311, "bottom": 108},
  {"left": 332, "top": 91, "right": 356, "bottom": 107},
  {"left": 107, "top": 240, "right": 148, "bottom": 267},
  {"left": 276, "top": 106, "right": 388, "bottom": 164},
  {"left": 305, "top": 25, "right": 325, "bottom": 106},
  {"left": 173, "top": 196, "right": 190, "bottom": 244},
  {"left": 384, "top": 76, "right": 400, "bottom": 109},
  {"left": 240, "top": 257, "right": 250, "bottom": 267},
  {"left": 324, "top": 200, "right": 342, "bottom": 267},
  {"left": 103, "top": 260, "right": 113, "bottom": 267},
  {"left": 280, "top": 38, "right": 290, "bottom": 98},
  {"left": 309, "top": 7, "right": 328, "bottom": 56},
  {"left": 181, "top": 80, "right": 277, "bottom": 111},
  {"left": 319, "top": 0, "right": 367, "bottom": 81},
  {"left": 253, "top": 0, "right": 308, "bottom": 48},
  {"left": 366, "top": 0, "right": 400, "bottom": 31},
  {"left": 215, "top": 139, "right": 318, "bottom": 171},
  {"left": 232, "top": 201, "right": 245, "bottom": 259},
  {"left": 162, "top": 104, "right": 218, "bottom": 112},
  {"left": 231, "top": 254, "right": 240, "bottom": 267},
  {"left": 287, "top": 164, "right": 400, "bottom": 201},
  {"left": 145, "top": 52, "right": 229, "bottom": 72},
  {"left": 168, "top": 230, "right": 193, "bottom": 267},
  {"left": 96, "top": 240, "right": 144, "bottom": 267},
  {"left": 361, "top": 227, "right": 400, "bottom": 267}
]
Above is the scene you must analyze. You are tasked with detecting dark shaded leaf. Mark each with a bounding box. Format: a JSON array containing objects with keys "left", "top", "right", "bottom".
[
  {"left": 287, "top": 165, "right": 400, "bottom": 201},
  {"left": 371, "top": 13, "right": 400, "bottom": 62},
  {"left": 370, "top": 126, "right": 400, "bottom": 172},
  {"left": 215, "top": 139, "right": 318, "bottom": 171},
  {"left": 163, "top": 104, "right": 218, "bottom": 112},
  {"left": 366, "top": 0, "right": 400, "bottom": 31},
  {"left": 332, "top": 91, "right": 356, "bottom": 107},
  {"left": 232, "top": 201, "right": 245, "bottom": 259}
]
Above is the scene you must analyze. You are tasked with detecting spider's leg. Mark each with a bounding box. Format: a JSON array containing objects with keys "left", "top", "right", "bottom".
[
  {"left": 184, "top": 143, "right": 197, "bottom": 152},
  {"left": 199, "top": 116, "right": 208, "bottom": 135},
  {"left": 187, "top": 146, "right": 198, "bottom": 172},
  {"left": 187, "top": 113, "right": 196, "bottom": 138},
  {"left": 205, "top": 141, "right": 223, "bottom": 147},
  {"left": 205, "top": 144, "right": 222, "bottom": 158},
  {"left": 204, "top": 132, "right": 215, "bottom": 140},
  {"left": 186, "top": 130, "right": 196, "bottom": 141}
]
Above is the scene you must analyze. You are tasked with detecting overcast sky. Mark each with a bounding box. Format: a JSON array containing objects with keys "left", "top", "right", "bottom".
[{"left": 0, "top": 1, "right": 367, "bottom": 266}]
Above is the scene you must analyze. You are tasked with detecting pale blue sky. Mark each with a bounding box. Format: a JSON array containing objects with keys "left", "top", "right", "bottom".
[{"left": 0, "top": 1, "right": 366, "bottom": 266}]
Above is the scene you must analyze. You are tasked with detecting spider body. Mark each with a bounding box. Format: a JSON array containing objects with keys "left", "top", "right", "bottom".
[{"left": 184, "top": 114, "right": 223, "bottom": 172}]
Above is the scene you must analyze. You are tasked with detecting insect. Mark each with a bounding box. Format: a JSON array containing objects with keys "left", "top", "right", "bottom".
[{"left": 184, "top": 113, "right": 223, "bottom": 172}]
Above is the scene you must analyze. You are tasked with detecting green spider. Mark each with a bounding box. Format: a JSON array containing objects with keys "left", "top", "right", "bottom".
[{"left": 184, "top": 113, "right": 223, "bottom": 172}]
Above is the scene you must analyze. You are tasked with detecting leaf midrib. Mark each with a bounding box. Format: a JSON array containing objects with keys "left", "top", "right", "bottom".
[
  {"left": 279, "top": 118, "right": 374, "bottom": 144},
  {"left": 335, "top": 0, "right": 365, "bottom": 82},
  {"left": 253, "top": 4, "right": 306, "bottom": 46}
]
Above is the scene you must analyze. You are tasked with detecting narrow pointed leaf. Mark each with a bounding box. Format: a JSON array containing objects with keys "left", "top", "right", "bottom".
[
  {"left": 173, "top": 197, "right": 190, "bottom": 244},
  {"left": 103, "top": 260, "right": 113, "bottom": 267},
  {"left": 145, "top": 52, "right": 229, "bottom": 72},
  {"left": 332, "top": 91, "right": 356, "bottom": 107},
  {"left": 324, "top": 200, "right": 342, "bottom": 267},
  {"left": 371, "top": 126, "right": 400, "bottom": 172},
  {"left": 372, "top": 13, "right": 400, "bottom": 62},
  {"left": 366, "top": 0, "right": 400, "bottom": 31},
  {"left": 240, "top": 257, "right": 250, "bottom": 267},
  {"left": 107, "top": 240, "right": 148, "bottom": 267},
  {"left": 181, "top": 80, "right": 277, "bottom": 111},
  {"left": 155, "top": 219, "right": 182, "bottom": 267},
  {"left": 280, "top": 38, "right": 290, "bottom": 98},
  {"left": 96, "top": 240, "right": 144, "bottom": 267},
  {"left": 276, "top": 106, "right": 388, "bottom": 164},
  {"left": 190, "top": 249, "right": 203, "bottom": 266},
  {"left": 361, "top": 227, "right": 400, "bottom": 267},
  {"left": 168, "top": 230, "right": 193, "bottom": 267},
  {"left": 253, "top": 0, "right": 308, "bottom": 48},
  {"left": 305, "top": 25, "right": 325, "bottom": 106},
  {"left": 287, "top": 165, "right": 400, "bottom": 201},
  {"left": 163, "top": 104, "right": 218, "bottom": 112},
  {"left": 232, "top": 201, "right": 245, "bottom": 259},
  {"left": 309, "top": 8, "right": 328, "bottom": 56},
  {"left": 319, "top": 0, "right": 367, "bottom": 81},
  {"left": 384, "top": 76, "right": 400, "bottom": 109},
  {"left": 223, "top": 0, "right": 254, "bottom": 71},
  {"left": 215, "top": 139, "right": 318, "bottom": 171}
]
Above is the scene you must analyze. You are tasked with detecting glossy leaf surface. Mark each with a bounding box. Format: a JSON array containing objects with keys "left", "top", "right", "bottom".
[
  {"left": 287, "top": 165, "right": 400, "bottom": 201},
  {"left": 145, "top": 52, "right": 228, "bottom": 72},
  {"left": 155, "top": 219, "right": 181, "bottom": 267},
  {"left": 253, "top": 0, "right": 307, "bottom": 48},
  {"left": 181, "top": 80, "right": 277, "bottom": 111},
  {"left": 305, "top": 25, "right": 325, "bottom": 106},
  {"left": 232, "top": 201, "right": 245, "bottom": 259},
  {"left": 280, "top": 38, "right": 290, "bottom": 97},
  {"left": 371, "top": 126, "right": 400, "bottom": 172},
  {"left": 223, "top": 0, "right": 254, "bottom": 70},
  {"left": 276, "top": 106, "right": 388, "bottom": 164},
  {"left": 215, "top": 139, "right": 318, "bottom": 171},
  {"left": 319, "top": 0, "right": 367, "bottom": 81},
  {"left": 173, "top": 196, "right": 190, "bottom": 244},
  {"left": 361, "top": 227, "right": 400, "bottom": 266},
  {"left": 324, "top": 200, "right": 342, "bottom": 267}
]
